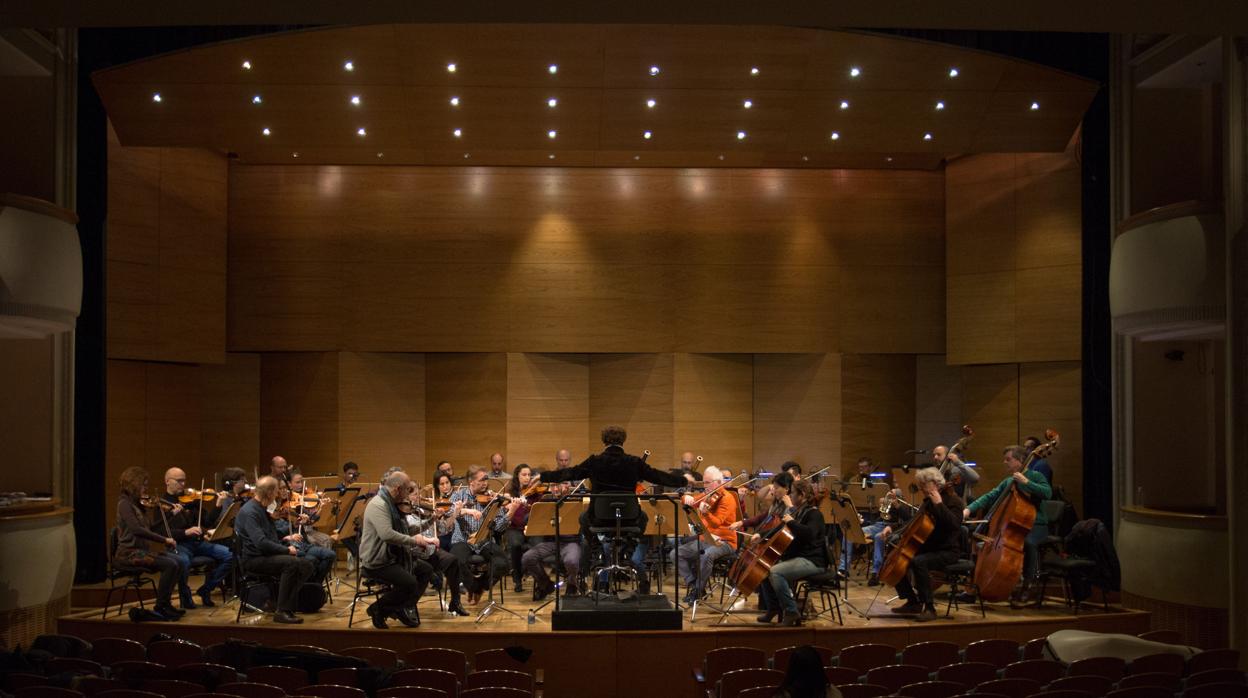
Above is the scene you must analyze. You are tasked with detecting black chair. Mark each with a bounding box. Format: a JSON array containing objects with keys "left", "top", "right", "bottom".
[
  {"left": 936, "top": 528, "right": 985, "bottom": 618},
  {"left": 345, "top": 548, "right": 394, "bottom": 628},
  {"left": 103, "top": 527, "right": 159, "bottom": 619},
  {"left": 793, "top": 536, "right": 844, "bottom": 625},
  {"left": 230, "top": 538, "right": 279, "bottom": 623},
  {"left": 587, "top": 494, "right": 642, "bottom": 596}
]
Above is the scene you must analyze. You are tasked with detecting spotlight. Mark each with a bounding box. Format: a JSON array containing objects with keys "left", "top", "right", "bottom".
[
  {"left": 357, "top": 127, "right": 367, "bottom": 136},
  {"left": 548, "top": 98, "right": 558, "bottom": 108},
  {"left": 291, "top": 151, "right": 299, "bottom": 158},
  {"left": 840, "top": 100, "right": 850, "bottom": 110},
  {"left": 548, "top": 64, "right": 558, "bottom": 74},
  {"left": 350, "top": 95, "right": 361, "bottom": 106},
  {"left": 643, "top": 131, "right": 652, "bottom": 139},
  {"left": 446, "top": 63, "right": 457, "bottom": 73},
  {"left": 743, "top": 99, "right": 753, "bottom": 109},
  {"left": 736, "top": 131, "right": 746, "bottom": 140},
  {"left": 453, "top": 128, "right": 462, "bottom": 137},
  {"left": 935, "top": 101, "right": 945, "bottom": 110},
  {"left": 646, "top": 99, "right": 656, "bottom": 108},
  {"left": 1030, "top": 101, "right": 1040, "bottom": 111},
  {"left": 242, "top": 60, "right": 252, "bottom": 70},
  {"left": 830, "top": 132, "right": 840, "bottom": 140},
  {"left": 152, "top": 93, "right": 162, "bottom": 103},
  {"left": 252, "top": 95, "right": 262, "bottom": 104},
  {"left": 849, "top": 66, "right": 861, "bottom": 77},
  {"left": 548, "top": 154, "right": 556, "bottom": 159},
  {"left": 262, "top": 127, "right": 271, "bottom": 136},
  {"left": 750, "top": 67, "right": 759, "bottom": 76},
  {"left": 948, "top": 67, "right": 959, "bottom": 78},
  {"left": 923, "top": 132, "right": 932, "bottom": 141},
  {"left": 449, "top": 96, "right": 460, "bottom": 106},
  {"left": 649, "top": 65, "right": 661, "bottom": 76},
  {"left": 548, "top": 130, "right": 557, "bottom": 139},
  {"left": 344, "top": 61, "right": 354, "bottom": 72}
]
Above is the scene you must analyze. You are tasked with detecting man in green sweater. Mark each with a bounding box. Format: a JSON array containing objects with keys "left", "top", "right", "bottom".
[{"left": 963, "top": 444, "right": 1052, "bottom": 606}]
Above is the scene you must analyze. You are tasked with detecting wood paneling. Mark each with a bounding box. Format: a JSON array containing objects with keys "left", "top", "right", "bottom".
[
  {"left": 425, "top": 353, "right": 507, "bottom": 473},
  {"left": 915, "top": 354, "right": 963, "bottom": 458},
  {"left": 506, "top": 353, "right": 589, "bottom": 472},
  {"left": 199, "top": 353, "right": 261, "bottom": 477},
  {"left": 1019, "top": 361, "right": 1083, "bottom": 508},
  {"left": 260, "top": 353, "right": 340, "bottom": 474},
  {"left": 961, "top": 363, "right": 1020, "bottom": 486},
  {"left": 752, "top": 353, "right": 841, "bottom": 473},
  {"left": 673, "top": 354, "right": 753, "bottom": 470},
  {"left": 840, "top": 354, "right": 916, "bottom": 471},
  {"left": 588, "top": 353, "right": 675, "bottom": 468},
  {"left": 337, "top": 352, "right": 426, "bottom": 483},
  {"left": 840, "top": 266, "right": 945, "bottom": 354}
]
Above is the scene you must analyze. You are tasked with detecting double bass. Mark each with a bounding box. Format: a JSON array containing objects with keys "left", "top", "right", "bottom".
[
  {"left": 941, "top": 425, "right": 975, "bottom": 489},
  {"left": 972, "top": 429, "right": 1060, "bottom": 601}
]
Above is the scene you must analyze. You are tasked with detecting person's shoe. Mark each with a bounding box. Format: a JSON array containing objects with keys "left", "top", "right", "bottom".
[
  {"left": 564, "top": 582, "right": 579, "bottom": 596},
  {"left": 836, "top": 569, "right": 849, "bottom": 580},
  {"left": 395, "top": 609, "right": 420, "bottom": 628},
  {"left": 779, "top": 612, "right": 802, "bottom": 627},
  {"left": 756, "top": 608, "right": 780, "bottom": 624},
  {"left": 514, "top": 579, "right": 524, "bottom": 593},
  {"left": 196, "top": 588, "right": 216, "bottom": 607},
  {"left": 637, "top": 578, "right": 651, "bottom": 595},
  {"left": 891, "top": 600, "right": 923, "bottom": 614},
  {"left": 274, "top": 611, "right": 303, "bottom": 624},
  {"left": 448, "top": 601, "right": 470, "bottom": 617},
  {"left": 153, "top": 604, "right": 183, "bottom": 620},
  {"left": 867, "top": 574, "right": 880, "bottom": 587},
  {"left": 179, "top": 595, "right": 197, "bottom": 610},
  {"left": 915, "top": 606, "right": 937, "bottom": 622},
  {"left": 367, "top": 604, "right": 388, "bottom": 629},
  {"left": 532, "top": 580, "right": 553, "bottom": 602}
]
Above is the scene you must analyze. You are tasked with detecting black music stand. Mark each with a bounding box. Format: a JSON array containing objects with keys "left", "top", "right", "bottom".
[
  {"left": 827, "top": 496, "right": 872, "bottom": 619},
  {"left": 524, "top": 498, "right": 587, "bottom": 623}
]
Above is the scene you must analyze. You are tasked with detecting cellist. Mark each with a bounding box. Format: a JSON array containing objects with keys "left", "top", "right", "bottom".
[
  {"left": 753, "top": 479, "right": 827, "bottom": 627},
  {"left": 963, "top": 444, "right": 1052, "bottom": 606},
  {"left": 887, "top": 467, "right": 964, "bottom": 621}
]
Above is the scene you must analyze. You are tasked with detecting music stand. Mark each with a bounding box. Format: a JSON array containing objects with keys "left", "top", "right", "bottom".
[
  {"left": 331, "top": 488, "right": 366, "bottom": 595},
  {"left": 637, "top": 495, "right": 681, "bottom": 594},
  {"left": 206, "top": 500, "right": 241, "bottom": 542},
  {"left": 891, "top": 466, "right": 922, "bottom": 505},
  {"left": 522, "top": 499, "right": 587, "bottom": 622},
  {"left": 827, "top": 496, "right": 872, "bottom": 619}
]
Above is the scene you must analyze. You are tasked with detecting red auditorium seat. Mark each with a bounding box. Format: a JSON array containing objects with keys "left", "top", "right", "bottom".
[
  {"left": 15, "top": 688, "right": 84, "bottom": 698},
  {"left": 1021, "top": 638, "right": 1049, "bottom": 660},
  {"left": 1002, "top": 659, "right": 1065, "bottom": 684},
  {"left": 772, "top": 645, "right": 835, "bottom": 672},
  {"left": 247, "top": 665, "right": 310, "bottom": 693},
  {"left": 1021, "top": 691, "right": 1095, "bottom": 698},
  {"left": 1127, "top": 652, "right": 1187, "bottom": 676},
  {"left": 1185, "top": 668, "right": 1248, "bottom": 686},
  {"left": 342, "top": 646, "right": 400, "bottom": 668},
  {"left": 965, "top": 639, "right": 1022, "bottom": 669},
  {"left": 824, "top": 666, "right": 861, "bottom": 685},
  {"left": 94, "top": 690, "right": 164, "bottom": 698},
  {"left": 1187, "top": 648, "right": 1241, "bottom": 675},
  {"left": 465, "top": 670, "right": 533, "bottom": 693},
  {"left": 1044, "top": 675, "right": 1113, "bottom": 694},
  {"left": 974, "top": 677, "right": 1043, "bottom": 697},
  {"left": 1066, "top": 655, "right": 1126, "bottom": 680},
  {"left": 837, "top": 644, "right": 900, "bottom": 674},
  {"left": 865, "top": 664, "right": 929, "bottom": 692},
  {"left": 836, "top": 684, "right": 892, "bottom": 698},
  {"left": 139, "top": 679, "right": 205, "bottom": 697},
  {"left": 473, "top": 649, "right": 535, "bottom": 676},
  {"left": 935, "top": 661, "right": 997, "bottom": 687},
  {"left": 377, "top": 689, "right": 449, "bottom": 698},
  {"left": 407, "top": 648, "right": 469, "bottom": 682},
  {"left": 738, "top": 687, "right": 776, "bottom": 698},
  {"left": 390, "top": 668, "right": 461, "bottom": 697},
  {"left": 896, "top": 679, "right": 966, "bottom": 697},
  {"left": 1136, "top": 630, "right": 1181, "bottom": 644},
  {"left": 901, "top": 641, "right": 961, "bottom": 671},
  {"left": 78, "top": 676, "right": 124, "bottom": 695},
  {"left": 217, "top": 681, "right": 286, "bottom": 698},
  {"left": 460, "top": 688, "right": 530, "bottom": 698},
  {"left": 111, "top": 661, "right": 174, "bottom": 681},
  {"left": 148, "top": 640, "right": 205, "bottom": 667},
  {"left": 1182, "top": 684, "right": 1248, "bottom": 698},
  {"left": 47, "top": 656, "right": 105, "bottom": 675},
  {"left": 1117, "top": 672, "right": 1181, "bottom": 691},
  {"left": 278, "top": 644, "right": 332, "bottom": 654},
  {"left": 6, "top": 674, "right": 50, "bottom": 691},
  {"left": 1104, "top": 686, "right": 1176, "bottom": 698},
  {"left": 716, "top": 667, "right": 784, "bottom": 698},
  {"left": 296, "top": 685, "right": 368, "bottom": 698},
  {"left": 696, "top": 647, "right": 767, "bottom": 688},
  {"left": 317, "top": 668, "right": 359, "bottom": 687},
  {"left": 91, "top": 638, "right": 147, "bottom": 665},
  {"left": 181, "top": 662, "right": 241, "bottom": 687},
  {"left": 186, "top": 694, "right": 241, "bottom": 698}
]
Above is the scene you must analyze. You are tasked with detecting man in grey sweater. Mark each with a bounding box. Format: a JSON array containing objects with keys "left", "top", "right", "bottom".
[{"left": 360, "top": 470, "right": 434, "bottom": 628}]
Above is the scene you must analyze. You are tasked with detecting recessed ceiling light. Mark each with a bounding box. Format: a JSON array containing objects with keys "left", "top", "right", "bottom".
[
  {"left": 446, "top": 63, "right": 457, "bottom": 73},
  {"left": 948, "top": 67, "right": 960, "bottom": 78},
  {"left": 1030, "top": 101, "right": 1040, "bottom": 111},
  {"left": 453, "top": 128, "right": 462, "bottom": 137},
  {"left": 262, "top": 127, "right": 271, "bottom": 136},
  {"left": 242, "top": 60, "right": 252, "bottom": 70},
  {"left": 376, "top": 152, "right": 384, "bottom": 159},
  {"left": 736, "top": 131, "right": 747, "bottom": 140},
  {"left": 935, "top": 101, "right": 945, "bottom": 110},
  {"left": 463, "top": 153, "right": 470, "bottom": 159},
  {"left": 152, "top": 93, "right": 162, "bottom": 103},
  {"left": 252, "top": 95, "right": 262, "bottom": 104},
  {"left": 344, "top": 61, "right": 354, "bottom": 72},
  {"left": 547, "top": 98, "right": 558, "bottom": 108},
  {"left": 750, "top": 67, "right": 759, "bottom": 76},
  {"left": 291, "top": 151, "right": 299, "bottom": 158},
  {"left": 646, "top": 99, "right": 656, "bottom": 108},
  {"left": 840, "top": 100, "right": 850, "bottom": 110},
  {"left": 449, "top": 96, "right": 460, "bottom": 106},
  {"left": 357, "top": 127, "right": 367, "bottom": 136},
  {"left": 547, "top": 130, "right": 557, "bottom": 139},
  {"left": 633, "top": 155, "right": 640, "bottom": 161},
  {"left": 849, "top": 66, "right": 861, "bottom": 78},
  {"left": 548, "top": 64, "right": 558, "bottom": 74},
  {"left": 350, "top": 95, "right": 361, "bottom": 106},
  {"left": 649, "top": 65, "right": 661, "bottom": 76},
  {"left": 923, "top": 132, "right": 933, "bottom": 141},
  {"left": 643, "top": 130, "right": 652, "bottom": 139},
  {"left": 830, "top": 132, "right": 840, "bottom": 140},
  {"left": 717, "top": 154, "right": 725, "bottom": 160},
  {"left": 886, "top": 156, "right": 894, "bottom": 162},
  {"left": 743, "top": 99, "right": 753, "bottom": 109},
  {"left": 548, "top": 154, "right": 556, "bottom": 159},
  {"left": 802, "top": 155, "right": 809, "bottom": 161}
]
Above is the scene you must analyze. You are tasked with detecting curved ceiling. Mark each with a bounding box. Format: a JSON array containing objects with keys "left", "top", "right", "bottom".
[{"left": 94, "top": 24, "right": 1098, "bottom": 169}]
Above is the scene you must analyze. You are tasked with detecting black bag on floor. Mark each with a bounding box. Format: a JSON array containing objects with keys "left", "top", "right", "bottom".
[{"left": 296, "top": 582, "right": 327, "bottom": 613}]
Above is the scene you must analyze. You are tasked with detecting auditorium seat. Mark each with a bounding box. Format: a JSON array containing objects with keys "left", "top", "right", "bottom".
[
  {"left": 1117, "top": 672, "right": 1182, "bottom": 691},
  {"left": 46, "top": 656, "right": 105, "bottom": 675},
  {"left": 772, "top": 645, "right": 834, "bottom": 672},
  {"left": 1066, "top": 655, "right": 1126, "bottom": 680},
  {"left": 715, "top": 667, "right": 784, "bottom": 698},
  {"left": 825, "top": 667, "right": 862, "bottom": 685},
  {"left": 94, "top": 690, "right": 164, "bottom": 698},
  {"left": 148, "top": 639, "right": 205, "bottom": 667},
  {"left": 78, "top": 676, "right": 124, "bottom": 695},
  {"left": 935, "top": 662, "right": 997, "bottom": 687},
  {"left": 1137, "top": 630, "right": 1182, "bottom": 644},
  {"left": 5, "top": 674, "right": 49, "bottom": 691},
  {"left": 247, "top": 665, "right": 310, "bottom": 693},
  {"left": 737, "top": 687, "right": 777, "bottom": 698},
  {"left": 974, "top": 677, "right": 1043, "bottom": 697},
  {"left": 390, "top": 667, "right": 461, "bottom": 697},
  {"left": 1001, "top": 660, "right": 1065, "bottom": 684},
  {"left": 1043, "top": 675, "right": 1113, "bottom": 694},
  {"left": 900, "top": 641, "right": 961, "bottom": 671},
  {"left": 317, "top": 668, "right": 360, "bottom": 687},
  {"left": 1104, "top": 686, "right": 1176, "bottom": 698},
  {"left": 1182, "top": 683, "right": 1248, "bottom": 698},
  {"left": 465, "top": 670, "right": 533, "bottom": 693},
  {"left": 837, "top": 644, "right": 900, "bottom": 673},
  {"left": 1187, "top": 648, "right": 1240, "bottom": 675},
  {"left": 1020, "top": 690, "right": 1094, "bottom": 698},
  {"left": 181, "top": 662, "right": 241, "bottom": 687},
  {"left": 459, "top": 688, "right": 530, "bottom": 698},
  {"left": 279, "top": 645, "right": 332, "bottom": 655},
  {"left": 342, "top": 646, "right": 400, "bottom": 668},
  {"left": 473, "top": 649, "right": 539, "bottom": 681},
  {"left": 295, "top": 685, "right": 367, "bottom": 698},
  {"left": 835, "top": 684, "right": 891, "bottom": 698},
  {"left": 91, "top": 638, "right": 147, "bottom": 665},
  {"left": 1021, "top": 639, "right": 1049, "bottom": 661},
  {"left": 407, "top": 648, "right": 469, "bottom": 682},
  {"left": 894, "top": 679, "right": 965, "bottom": 697},
  {"left": 865, "top": 665, "right": 929, "bottom": 692},
  {"left": 964, "top": 640, "right": 1022, "bottom": 669},
  {"left": 139, "top": 679, "right": 205, "bottom": 697},
  {"left": 1127, "top": 652, "right": 1187, "bottom": 677},
  {"left": 217, "top": 681, "right": 287, "bottom": 698},
  {"left": 1184, "top": 667, "right": 1248, "bottom": 686},
  {"left": 111, "top": 660, "right": 174, "bottom": 681},
  {"left": 376, "top": 689, "right": 449, "bottom": 698},
  {"left": 695, "top": 647, "right": 767, "bottom": 688},
  {"left": 186, "top": 694, "right": 241, "bottom": 698},
  {"left": 15, "top": 688, "right": 84, "bottom": 698}
]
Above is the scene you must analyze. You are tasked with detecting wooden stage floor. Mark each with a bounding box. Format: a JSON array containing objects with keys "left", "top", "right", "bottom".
[{"left": 60, "top": 573, "right": 1150, "bottom": 698}]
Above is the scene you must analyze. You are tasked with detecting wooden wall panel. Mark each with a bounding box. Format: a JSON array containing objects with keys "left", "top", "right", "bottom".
[
  {"left": 752, "top": 353, "right": 841, "bottom": 473},
  {"left": 260, "top": 353, "right": 340, "bottom": 475},
  {"left": 947, "top": 272, "right": 1017, "bottom": 365},
  {"left": 588, "top": 353, "right": 675, "bottom": 468},
  {"left": 338, "top": 352, "right": 426, "bottom": 483},
  {"left": 105, "top": 360, "right": 147, "bottom": 530},
  {"left": 840, "top": 266, "right": 945, "bottom": 354},
  {"left": 506, "top": 353, "right": 590, "bottom": 472},
  {"left": 915, "top": 354, "right": 963, "bottom": 457},
  {"left": 673, "top": 354, "right": 753, "bottom": 470},
  {"left": 425, "top": 353, "right": 507, "bottom": 474},
  {"left": 1019, "top": 361, "right": 1083, "bottom": 509},
  {"left": 199, "top": 353, "right": 261, "bottom": 478},
  {"left": 840, "top": 354, "right": 916, "bottom": 471},
  {"left": 961, "top": 363, "right": 1020, "bottom": 486}
]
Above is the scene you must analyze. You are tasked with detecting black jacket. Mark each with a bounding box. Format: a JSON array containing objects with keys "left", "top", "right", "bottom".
[
  {"left": 780, "top": 506, "right": 828, "bottom": 568},
  {"left": 235, "top": 498, "right": 289, "bottom": 561},
  {"left": 917, "top": 491, "right": 965, "bottom": 554},
  {"left": 542, "top": 445, "right": 688, "bottom": 493}
]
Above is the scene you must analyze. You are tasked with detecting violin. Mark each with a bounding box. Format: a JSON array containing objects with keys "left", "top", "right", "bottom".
[
  {"left": 138, "top": 495, "right": 175, "bottom": 511},
  {"left": 289, "top": 490, "right": 321, "bottom": 509},
  {"left": 178, "top": 488, "right": 217, "bottom": 504}
]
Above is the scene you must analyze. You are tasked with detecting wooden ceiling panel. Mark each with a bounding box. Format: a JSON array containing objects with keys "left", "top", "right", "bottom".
[
  {"left": 601, "top": 25, "right": 816, "bottom": 88},
  {"left": 971, "top": 89, "right": 1099, "bottom": 151},
  {"left": 598, "top": 88, "right": 796, "bottom": 151},
  {"left": 395, "top": 24, "right": 608, "bottom": 87},
  {"left": 804, "top": 30, "right": 1007, "bottom": 91}
]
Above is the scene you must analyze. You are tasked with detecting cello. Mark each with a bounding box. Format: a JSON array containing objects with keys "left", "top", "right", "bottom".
[
  {"left": 876, "top": 496, "right": 933, "bottom": 588},
  {"left": 971, "top": 429, "right": 1060, "bottom": 601},
  {"left": 726, "top": 499, "right": 798, "bottom": 600}
]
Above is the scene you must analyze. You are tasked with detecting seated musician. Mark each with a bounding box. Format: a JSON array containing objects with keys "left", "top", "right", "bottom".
[
  {"left": 359, "top": 470, "right": 432, "bottom": 628},
  {"left": 332, "top": 461, "right": 360, "bottom": 494},
  {"left": 271, "top": 478, "right": 336, "bottom": 582},
  {"left": 521, "top": 478, "right": 583, "bottom": 600},
  {"left": 755, "top": 479, "right": 827, "bottom": 626},
  {"left": 887, "top": 467, "right": 964, "bottom": 622},
  {"left": 160, "top": 467, "right": 233, "bottom": 609},
  {"left": 449, "top": 465, "right": 511, "bottom": 604},
  {"left": 839, "top": 457, "right": 898, "bottom": 586},
  {"left": 733, "top": 472, "right": 793, "bottom": 533},
  {"left": 933, "top": 445, "right": 980, "bottom": 499},
  {"left": 1023, "top": 435, "right": 1054, "bottom": 484},
  {"left": 504, "top": 464, "right": 536, "bottom": 592},
  {"left": 287, "top": 469, "right": 335, "bottom": 550},
  {"left": 781, "top": 461, "right": 802, "bottom": 481},
  {"left": 114, "top": 466, "right": 186, "bottom": 621},
  {"left": 674, "top": 465, "right": 739, "bottom": 604},
  {"left": 216, "top": 467, "right": 250, "bottom": 513},
  {"left": 402, "top": 489, "right": 470, "bottom": 616},
  {"left": 963, "top": 444, "right": 1053, "bottom": 605},
  {"left": 429, "top": 472, "right": 458, "bottom": 551},
  {"left": 234, "top": 476, "right": 315, "bottom": 624}
]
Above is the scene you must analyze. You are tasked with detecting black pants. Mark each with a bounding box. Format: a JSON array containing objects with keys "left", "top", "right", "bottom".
[
  {"left": 450, "top": 541, "right": 506, "bottom": 594},
  {"left": 895, "top": 549, "right": 960, "bottom": 607},
  {"left": 505, "top": 529, "right": 529, "bottom": 585},
  {"left": 151, "top": 553, "right": 182, "bottom": 606},
  {"left": 244, "top": 555, "right": 315, "bottom": 613},
  {"left": 365, "top": 560, "right": 432, "bottom": 615},
  {"left": 423, "top": 548, "right": 464, "bottom": 603}
]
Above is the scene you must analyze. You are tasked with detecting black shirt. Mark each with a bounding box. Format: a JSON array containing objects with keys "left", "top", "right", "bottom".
[
  {"left": 235, "top": 498, "right": 289, "bottom": 561},
  {"left": 541, "top": 445, "right": 688, "bottom": 493},
  {"left": 917, "top": 490, "right": 965, "bottom": 554},
  {"left": 780, "top": 506, "right": 828, "bottom": 568}
]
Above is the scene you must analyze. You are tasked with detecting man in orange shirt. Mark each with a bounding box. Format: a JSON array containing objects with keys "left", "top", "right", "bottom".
[{"left": 673, "top": 465, "right": 739, "bottom": 604}]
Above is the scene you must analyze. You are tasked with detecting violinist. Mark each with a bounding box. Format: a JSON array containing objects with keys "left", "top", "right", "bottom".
[
  {"left": 732, "top": 472, "right": 793, "bottom": 534},
  {"left": 334, "top": 461, "right": 360, "bottom": 494},
  {"left": 933, "top": 445, "right": 979, "bottom": 499},
  {"left": 429, "top": 472, "right": 458, "bottom": 550},
  {"left": 360, "top": 471, "right": 431, "bottom": 628},
  {"left": 402, "top": 487, "right": 470, "bottom": 616},
  {"left": 268, "top": 455, "right": 290, "bottom": 483},
  {"left": 217, "top": 467, "right": 251, "bottom": 513},
  {"left": 287, "top": 469, "right": 334, "bottom": 549},
  {"left": 503, "top": 464, "right": 536, "bottom": 592},
  {"left": 887, "top": 467, "right": 963, "bottom": 622},
  {"left": 449, "top": 465, "right": 510, "bottom": 604},
  {"left": 161, "top": 467, "right": 233, "bottom": 609},
  {"left": 963, "top": 445, "right": 1052, "bottom": 606},
  {"left": 520, "top": 476, "right": 583, "bottom": 600},
  {"left": 272, "top": 478, "right": 336, "bottom": 582},
  {"left": 754, "top": 479, "right": 827, "bottom": 627},
  {"left": 114, "top": 466, "right": 186, "bottom": 620},
  {"left": 233, "top": 476, "right": 315, "bottom": 624},
  {"left": 674, "top": 465, "right": 739, "bottom": 604},
  {"left": 781, "top": 461, "right": 803, "bottom": 481}
]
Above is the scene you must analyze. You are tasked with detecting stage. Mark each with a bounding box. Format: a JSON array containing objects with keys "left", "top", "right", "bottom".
[{"left": 60, "top": 574, "right": 1150, "bottom": 698}]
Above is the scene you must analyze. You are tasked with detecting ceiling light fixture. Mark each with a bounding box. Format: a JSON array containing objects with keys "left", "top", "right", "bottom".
[
  {"left": 949, "top": 68, "right": 960, "bottom": 78},
  {"left": 291, "top": 151, "right": 299, "bottom": 158},
  {"left": 376, "top": 152, "right": 384, "bottom": 158},
  {"left": 548, "top": 64, "right": 558, "bottom": 74},
  {"left": 736, "top": 131, "right": 747, "bottom": 140},
  {"left": 357, "top": 127, "right": 367, "bottom": 136},
  {"left": 840, "top": 100, "right": 850, "bottom": 110},
  {"left": 849, "top": 66, "right": 861, "bottom": 77},
  {"left": 935, "top": 101, "right": 945, "bottom": 110},
  {"left": 446, "top": 63, "right": 457, "bottom": 73},
  {"left": 649, "top": 65, "right": 661, "bottom": 76},
  {"left": 743, "top": 99, "right": 753, "bottom": 109},
  {"left": 923, "top": 132, "right": 932, "bottom": 141},
  {"left": 717, "top": 154, "right": 725, "bottom": 160},
  {"left": 343, "top": 61, "right": 354, "bottom": 72},
  {"left": 643, "top": 130, "right": 652, "bottom": 139},
  {"left": 1030, "top": 101, "right": 1040, "bottom": 110},
  {"left": 252, "top": 95, "right": 262, "bottom": 104},
  {"left": 350, "top": 95, "right": 361, "bottom": 106},
  {"left": 152, "top": 93, "right": 162, "bottom": 102},
  {"left": 750, "top": 67, "right": 759, "bottom": 76},
  {"left": 449, "top": 96, "right": 460, "bottom": 106},
  {"left": 802, "top": 156, "right": 809, "bottom": 161},
  {"left": 453, "top": 128, "right": 462, "bottom": 137},
  {"left": 262, "top": 127, "right": 271, "bottom": 136},
  {"left": 646, "top": 99, "right": 656, "bottom": 108},
  {"left": 547, "top": 98, "right": 558, "bottom": 108},
  {"left": 548, "top": 130, "right": 557, "bottom": 139},
  {"left": 830, "top": 131, "right": 840, "bottom": 140},
  {"left": 242, "top": 60, "right": 252, "bottom": 70},
  {"left": 463, "top": 153, "right": 470, "bottom": 159},
  {"left": 548, "top": 154, "right": 556, "bottom": 159}
]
